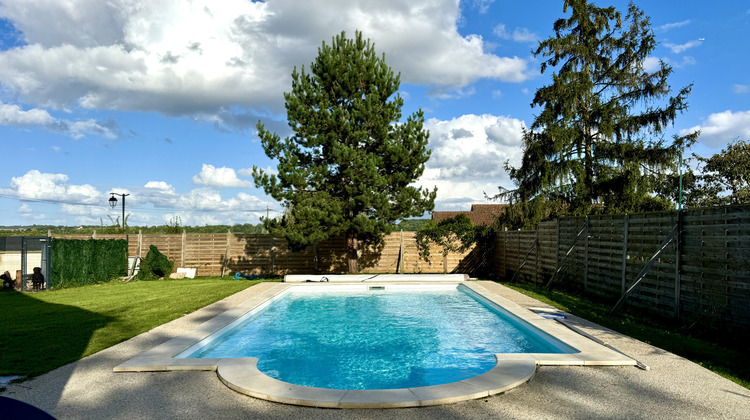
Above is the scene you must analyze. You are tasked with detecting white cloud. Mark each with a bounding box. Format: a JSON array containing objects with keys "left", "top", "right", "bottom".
[
  {"left": 467, "top": 0, "right": 496, "bottom": 14},
  {"left": 2, "top": 168, "right": 279, "bottom": 226},
  {"left": 0, "top": 102, "right": 55, "bottom": 125},
  {"left": 681, "top": 110, "right": 750, "bottom": 147},
  {"left": 417, "top": 114, "right": 525, "bottom": 210},
  {"left": 493, "top": 24, "right": 538, "bottom": 43},
  {"left": 60, "top": 203, "right": 108, "bottom": 220},
  {"left": 65, "top": 119, "right": 117, "bottom": 139},
  {"left": 675, "top": 56, "right": 696, "bottom": 68},
  {"left": 17, "top": 203, "right": 32, "bottom": 214},
  {"left": 643, "top": 55, "right": 694, "bottom": 71},
  {"left": 659, "top": 20, "right": 691, "bottom": 31},
  {"left": 734, "top": 84, "right": 749, "bottom": 94},
  {"left": 0, "top": 101, "right": 115, "bottom": 138},
  {"left": 239, "top": 166, "right": 277, "bottom": 177},
  {"left": 510, "top": 28, "right": 538, "bottom": 43},
  {"left": 144, "top": 181, "right": 174, "bottom": 191},
  {"left": 664, "top": 40, "right": 701, "bottom": 54},
  {"left": 192, "top": 164, "right": 253, "bottom": 188},
  {"left": 0, "top": 0, "right": 529, "bottom": 125},
  {"left": 9, "top": 170, "right": 102, "bottom": 204},
  {"left": 493, "top": 24, "right": 509, "bottom": 39},
  {"left": 643, "top": 56, "right": 661, "bottom": 72}
]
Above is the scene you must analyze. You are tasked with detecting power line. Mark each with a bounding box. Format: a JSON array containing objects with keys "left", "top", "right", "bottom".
[{"left": 0, "top": 194, "right": 278, "bottom": 214}]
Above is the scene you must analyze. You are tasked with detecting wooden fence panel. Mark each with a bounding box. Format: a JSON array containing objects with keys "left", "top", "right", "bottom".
[
  {"left": 227, "top": 234, "right": 273, "bottom": 275},
  {"left": 273, "top": 237, "right": 316, "bottom": 275},
  {"left": 184, "top": 233, "right": 226, "bottom": 276},
  {"left": 492, "top": 204, "right": 750, "bottom": 333}
]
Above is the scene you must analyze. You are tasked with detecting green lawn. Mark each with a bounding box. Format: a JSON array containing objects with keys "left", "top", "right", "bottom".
[
  {"left": 0, "top": 277, "right": 266, "bottom": 377},
  {"left": 497, "top": 281, "right": 750, "bottom": 390}
]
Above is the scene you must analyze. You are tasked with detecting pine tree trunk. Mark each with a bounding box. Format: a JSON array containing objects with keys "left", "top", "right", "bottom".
[
  {"left": 585, "top": 131, "right": 593, "bottom": 205},
  {"left": 346, "top": 231, "right": 359, "bottom": 273}
]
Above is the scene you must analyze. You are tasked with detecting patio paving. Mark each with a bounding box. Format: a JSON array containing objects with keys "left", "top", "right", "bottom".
[{"left": 2, "top": 281, "right": 749, "bottom": 419}]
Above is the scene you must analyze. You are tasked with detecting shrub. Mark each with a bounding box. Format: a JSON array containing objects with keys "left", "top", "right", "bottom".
[{"left": 137, "top": 245, "right": 174, "bottom": 280}]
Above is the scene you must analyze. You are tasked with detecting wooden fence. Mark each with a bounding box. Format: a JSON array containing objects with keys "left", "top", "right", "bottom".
[
  {"left": 51, "top": 204, "right": 750, "bottom": 331},
  {"left": 493, "top": 205, "right": 750, "bottom": 332},
  {"left": 53, "top": 231, "right": 479, "bottom": 276}
]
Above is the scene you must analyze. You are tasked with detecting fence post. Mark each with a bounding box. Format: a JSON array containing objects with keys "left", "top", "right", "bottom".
[
  {"left": 584, "top": 216, "right": 589, "bottom": 291},
  {"left": 621, "top": 214, "right": 629, "bottom": 296},
  {"left": 270, "top": 236, "right": 276, "bottom": 275},
  {"left": 398, "top": 230, "right": 405, "bottom": 274},
  {"left": 556, "top": 220, "right": 560, "bottom": 278},
  {"left": 535, "top": 229, "right": 540, "bottom": 284},
  {"left": 21, "top": 237, "right": 27, "bottom": 291},
  {"left": 674, "top": 210, "right": 683, "bottom": 318},
  {"left": 222, "top": 230, "right": 231, "bottom": 278},
  {"left": 442, "top": 250, "right": 448, "bottom": 274},
  {"left": 181, "top": 229, "right": 186, "bottom": 268},
  {"left": 137, "top": 230, "right": 142, "bottom": 258},
  {"left": 503, "top": 230, "right": 508, "bottom": 279},
  {"left": 314, "top": 243, "right": 319, "bottom": 274}
]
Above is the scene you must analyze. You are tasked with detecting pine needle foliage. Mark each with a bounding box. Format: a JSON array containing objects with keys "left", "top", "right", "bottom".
[
  {"left": 253, "top": 31, "right": 436, "bottom": 272},
  {"left": 497, "top": 0, "right": 698, "bottom": 227}
]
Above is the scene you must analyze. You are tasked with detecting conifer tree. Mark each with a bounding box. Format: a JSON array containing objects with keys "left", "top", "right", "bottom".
[
  {"left": 499, "top": 0, "right": 697, "bottom": 223},
  {"left": 253, "top": 31, "right": 436, "bottom": 273}
]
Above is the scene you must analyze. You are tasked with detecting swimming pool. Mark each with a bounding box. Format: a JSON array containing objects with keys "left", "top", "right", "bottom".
[
  {"left": 178, "top": 284, "right": 576, "bottom": 390},
  {"left": 115, "top": 279, "right": 637, "bottom": 408}
]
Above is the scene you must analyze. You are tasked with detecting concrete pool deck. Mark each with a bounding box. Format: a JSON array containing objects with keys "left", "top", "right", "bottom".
[
  {"left": 2, "top": 281, "right": 749, "bottom": 418},
  {"left": 112, "top": 281, "right": 636, "bottom": 408}
]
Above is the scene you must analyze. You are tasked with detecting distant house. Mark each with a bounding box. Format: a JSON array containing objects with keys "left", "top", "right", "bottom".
[{"left": 431, "top": 204, "right": 506, "bottom": 227}]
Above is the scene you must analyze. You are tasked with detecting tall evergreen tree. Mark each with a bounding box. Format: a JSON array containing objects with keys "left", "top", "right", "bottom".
[
  {"left": 253, "top": 31, "right": 436, "bottom": 273},
  {"left": 499, "top": 0, "right": 697, "bottom": 223}
]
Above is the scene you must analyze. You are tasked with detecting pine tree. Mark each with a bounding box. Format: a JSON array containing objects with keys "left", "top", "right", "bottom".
[
  {"left": 253, "top": 31, "right": 436, "bottom": 273},
  {"left": 499, "top": 0, "right": 697, "bottom": 223}
]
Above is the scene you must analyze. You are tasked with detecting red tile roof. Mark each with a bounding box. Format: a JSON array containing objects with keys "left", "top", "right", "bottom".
[{"left": 432, "top": 204, "right": 507, "bottom": 226}]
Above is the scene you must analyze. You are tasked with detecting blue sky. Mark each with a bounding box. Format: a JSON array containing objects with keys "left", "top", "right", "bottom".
[{"left": 0, "top": 0, "right": 748, "bottom": 227}]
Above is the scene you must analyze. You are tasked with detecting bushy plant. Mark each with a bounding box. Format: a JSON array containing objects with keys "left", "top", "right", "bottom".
[{"left": 137, "top": 245, "right": 174, "bottom": 281}]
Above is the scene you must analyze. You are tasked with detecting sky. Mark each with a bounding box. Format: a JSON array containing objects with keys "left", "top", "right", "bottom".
[{"left": 0, "top": 0, "right": 748, "bottom": 227}]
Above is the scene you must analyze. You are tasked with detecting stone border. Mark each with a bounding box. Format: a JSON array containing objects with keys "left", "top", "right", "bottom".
[
  {"left": 283, "top": 273, "right": 469, "bottom": 282},
  {"left": 114, "top": 281, "right": 637, "bottom": 408}
]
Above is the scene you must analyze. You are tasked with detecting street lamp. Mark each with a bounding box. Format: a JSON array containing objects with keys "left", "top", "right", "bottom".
[{"left": 108, "top": 192, "right": 130, "bottom": 233}]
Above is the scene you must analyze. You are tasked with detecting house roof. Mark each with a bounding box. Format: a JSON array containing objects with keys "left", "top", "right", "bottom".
[{"left": 431, "top": 204, "right": 507, "bottom": 226}]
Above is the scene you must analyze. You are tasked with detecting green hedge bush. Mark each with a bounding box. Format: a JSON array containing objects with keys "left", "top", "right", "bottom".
[
  {"left": 137, "top": 245, "right": 174, "bottom": 280},
  {"left": 50, "top": 239, "right": 128, "bottom": 288}
]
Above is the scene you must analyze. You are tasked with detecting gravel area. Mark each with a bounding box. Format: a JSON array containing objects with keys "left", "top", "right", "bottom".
[{"left": 3, "top": 281, "right": 749, "bottom": 419}]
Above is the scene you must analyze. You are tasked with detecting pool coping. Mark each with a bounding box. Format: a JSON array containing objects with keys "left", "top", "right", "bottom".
[{"left": 114, "top": 281, "right": 637, "bottom": 408}]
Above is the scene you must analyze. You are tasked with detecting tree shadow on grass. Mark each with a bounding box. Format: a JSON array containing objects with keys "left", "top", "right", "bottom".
[{"left": 0, "top": 289, "right": 113, "bottom": 378}]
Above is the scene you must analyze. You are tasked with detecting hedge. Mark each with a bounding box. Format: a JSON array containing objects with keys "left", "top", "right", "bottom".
[{"left": 50, "top": 238, "right": 128, "bottom": 288}]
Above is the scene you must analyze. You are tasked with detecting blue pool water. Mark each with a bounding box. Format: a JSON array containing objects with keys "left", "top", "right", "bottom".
[{"left": 185, "top": 285, "right": 573, "bottom": 390}]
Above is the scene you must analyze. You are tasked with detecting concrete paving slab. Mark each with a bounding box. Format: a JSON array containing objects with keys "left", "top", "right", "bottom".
[{"left": 340, "top": 389, "right": 420, "bottom": 408}]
